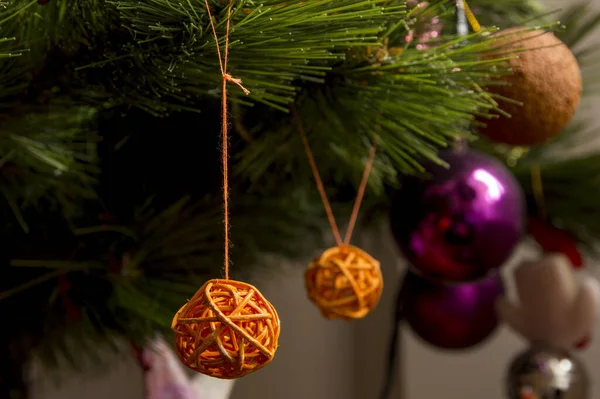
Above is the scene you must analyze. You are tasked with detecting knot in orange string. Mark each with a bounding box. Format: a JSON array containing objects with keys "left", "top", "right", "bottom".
[{"left": 224, "top": 73, "right": 250, "bottom": 95}]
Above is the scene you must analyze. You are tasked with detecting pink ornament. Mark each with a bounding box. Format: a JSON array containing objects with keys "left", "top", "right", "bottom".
[
  {"left": 405, "top": 1, "right": 443, "bottom": 50},
  {"left": 143, "top": 337, "right": 235, "bottom": 399},
  {"left": 144, "top": 338, "right": 196, "bottom": 399}
]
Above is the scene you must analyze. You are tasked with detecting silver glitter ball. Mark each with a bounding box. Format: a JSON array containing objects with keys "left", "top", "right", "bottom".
[{"left": 506, "top": 347, "right": 589, "bottom": 399}]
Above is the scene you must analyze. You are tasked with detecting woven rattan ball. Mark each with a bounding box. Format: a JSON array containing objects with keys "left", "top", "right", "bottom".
[
  {"left": 305, "top": 245, "right": 384, "bottom": 320},
  {"left": 171, "top": 279, "right": 280, "bottom": 379}
]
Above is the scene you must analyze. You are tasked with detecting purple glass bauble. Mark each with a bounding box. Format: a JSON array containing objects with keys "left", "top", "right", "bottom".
[
  {"left": 390, "top": 147, "right": 524, "bottom": 283},
  {"left": 400, "top": 270, "right": 504, "bottom": 350}
]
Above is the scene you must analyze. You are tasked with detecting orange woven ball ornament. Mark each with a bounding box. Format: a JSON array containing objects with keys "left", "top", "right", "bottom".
[
  {"left": 171, "top": 279, "right": 280, "bottom": 379},
  {"left": 305, "top": 245, "right": 384, "bottom": 320}
]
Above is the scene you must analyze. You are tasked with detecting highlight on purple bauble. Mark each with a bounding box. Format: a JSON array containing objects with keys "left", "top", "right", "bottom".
[
  {"left": 400, "top": 270, "right": 504, "bottom": 350},
  {"left": 390, "top": 147, "right": 525, "bottom": 283}
]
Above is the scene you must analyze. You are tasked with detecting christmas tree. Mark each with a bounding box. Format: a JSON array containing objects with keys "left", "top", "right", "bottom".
[{"left": 1, "top": 0, "right": 600, "bottom": 397}]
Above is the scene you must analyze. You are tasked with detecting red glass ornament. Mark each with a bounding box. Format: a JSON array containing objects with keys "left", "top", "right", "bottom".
[
  {"left": 575, "top": 336, "right": 591, "bottom": 350},
  {"left": 527, "top": 217, "right": 583, "bottom": 268},
  {"left": 58, "top": 273, "right": 81, "bottom": 320}
]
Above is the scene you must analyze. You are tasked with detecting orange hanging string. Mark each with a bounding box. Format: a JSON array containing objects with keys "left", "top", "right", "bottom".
[
  {"left": 291, "top": 105, "right": 379, "bottom": 246},
  {"left": 204, "top": 0, "right": 250, "bottom": 280},
  {"left": 291, "top": 105, "right": 343, "bottom": 246},
  {"left": 344, "top": 135, "right": 379, "bottom": 245},
  {"left": 531, "top": 163, "right": 547, "bottom": 219}
]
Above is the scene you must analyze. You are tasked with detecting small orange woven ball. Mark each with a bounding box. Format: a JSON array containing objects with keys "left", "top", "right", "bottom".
[
  {"left": 305, "top": 245, "right": 384, "bottom": 320},
  {"left": 171, "top": 279, "right": 280, "bottom": 379}
]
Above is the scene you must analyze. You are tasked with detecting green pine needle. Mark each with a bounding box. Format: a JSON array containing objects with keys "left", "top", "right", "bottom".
[{"left": 0, "top": 105, "right": 100, "bottom": 226}]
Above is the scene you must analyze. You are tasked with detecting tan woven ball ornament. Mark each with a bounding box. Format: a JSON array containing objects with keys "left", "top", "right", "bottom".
[
  {"left": 172, "top": 279, "right": 280, "bottom": 379},
  {"left": 479, "top": 27, "right": 582, "bottom": 146},
  {"left": 305, "top": 245, "right": 383, "bottom": 320}
]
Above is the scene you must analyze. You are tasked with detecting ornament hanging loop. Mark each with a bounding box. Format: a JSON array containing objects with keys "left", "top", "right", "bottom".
[
  {"left": 292, "top": 104, "right": 343, "bottom": 245},
  {"left": 344, "top": 134, "right": 379, "bottom": 245},
  {"left": 291, "top": 105, "right": 379, "bottom": 246}
]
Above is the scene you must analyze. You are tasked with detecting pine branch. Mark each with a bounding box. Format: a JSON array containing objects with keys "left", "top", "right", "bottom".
[
  {"left": 554, "top": 3, "right": 600, "bottom": 96},
  {"left": 0, "top": 105, "right": 100, "bottom": 230},
  {"left": 84, "top": 0, "right": 408, "bottom": 112},
  {"left": 237, "top": 27, "right": 513, "bottom": 190},
  {"left": 1, "top": 0, "right": 110, "bottom": 48},
  {"left": 0, "top": 1, "right": 82, "bottom": 104},
  {"left": 88, "top": 191, "right": 327, "bottom": 340},
  {"left": 132, "top": 191, "right": 325, "bottom": 283},
  {"left": 512, "top": 154, "right": 600, "bottom": 252},
  {"left": 0, "top": 33, "right": 29, "bottom": 103},
  {"left": 554, "top": 2, "right": 600, "bottom": 49},
  {"left": 1, "top": 0, "right": 505, "bottom": 116}
]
